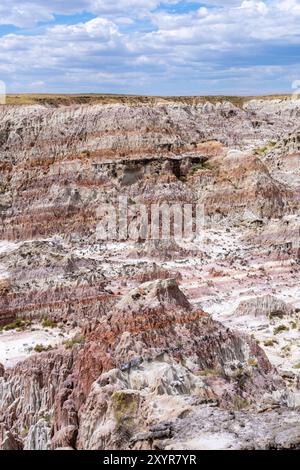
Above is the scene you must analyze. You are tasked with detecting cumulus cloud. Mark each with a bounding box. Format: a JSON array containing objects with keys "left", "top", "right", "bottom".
[
  {"left": 50, "top": 17, "right": 120, "bottom": 39},
  {"left": 0, "top": 1, "right": 300, "bottom": 94},
  {"left": 0, "top": 0, "right": 180, "bottom": 26}
]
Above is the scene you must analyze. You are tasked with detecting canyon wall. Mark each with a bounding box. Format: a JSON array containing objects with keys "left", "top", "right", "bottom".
[{"left": 0, "top": 96, "right": 300, "bottom": 450}]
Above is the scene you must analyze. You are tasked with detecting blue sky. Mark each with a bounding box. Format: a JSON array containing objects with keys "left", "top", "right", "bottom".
[{"left": 0, "top": 0, "right": 300, "bottom": 95}]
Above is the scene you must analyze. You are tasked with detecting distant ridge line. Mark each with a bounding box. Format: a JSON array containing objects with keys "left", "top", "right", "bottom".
[{"left": 3, "top": 93, "right": 293, "bottom": 107}]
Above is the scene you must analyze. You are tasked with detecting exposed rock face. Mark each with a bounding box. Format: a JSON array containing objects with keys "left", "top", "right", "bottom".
[
  {"left": 24, "top": 420, "right": 52, "bottom": 451},
  {"left": 1, "top": 100, "right": 299, "bottom": 242},
  {"left": 0, "top": 279, "right": 285, "bottom": 450},
  {"left": 1, "top": 97, "right": 300, "bottom": 450},
  {"left": 0, "top": 349, "right": 78, "bottom": 449},
  {"left": 75, "top": 279, "right": 275, "bottom": 397},
  {"left": 235, "top": 295, "right": 292, "bottom": 318},
  {"left": 163, "top": 405, "right": 300, "bottom": 450}
]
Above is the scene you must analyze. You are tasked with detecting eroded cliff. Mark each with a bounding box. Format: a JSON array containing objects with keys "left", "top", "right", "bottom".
[{"left": 0, "top": 96, "right": 300, "bottom": 450}]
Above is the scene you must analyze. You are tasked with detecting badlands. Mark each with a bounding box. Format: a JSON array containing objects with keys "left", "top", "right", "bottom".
[{"left": 0, "top": 94, "right": 300, "bottom": 450}]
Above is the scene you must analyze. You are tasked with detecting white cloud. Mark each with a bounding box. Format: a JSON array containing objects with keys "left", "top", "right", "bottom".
[
  {"left": 0, "top": 3, "right": 53, "bottom": 27},
  {"left": 0, "top": 1, "right": 300, "bottom": 94},
  {"left": 50, "top": 17, "right": 120, "bottom": 39},
  {"left": 0, "top": 0, "right": 179, "bottom": 27}
]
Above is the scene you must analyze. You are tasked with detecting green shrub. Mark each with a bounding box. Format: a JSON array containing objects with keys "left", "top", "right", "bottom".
[
  {"left": 271, "top": 310, "right": 285, "bottom": 319},
  {"left": 41, "top": 318, "right": 57, "bottom": 328},
  {"left": 2, "top": 319, "right": 31, "bottom": 331},
  {"left": 64, "top": 334, "right": 85, "bottom": 349},
  {"left": 274, "top": 324, "right": 289, "bottom": 335},
  {"left": 34, "top": 344, "right": 53, "bottom": 353},
  {"left": 255, "top": 141, "right": 276, "bottom": 156},
  {"left": 191, "top": 161, "right": 212, "bottom": 173},
  {"left": 264, "top": 339, "right": 278, "bottom": 347}
]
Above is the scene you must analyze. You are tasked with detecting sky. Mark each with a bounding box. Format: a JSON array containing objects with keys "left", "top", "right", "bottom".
[{"left": 0, "top": 0, "right": 300, "bottom": 95}]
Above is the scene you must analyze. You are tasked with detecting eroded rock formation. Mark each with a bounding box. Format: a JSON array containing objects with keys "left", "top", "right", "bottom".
[
  {"left": 0, "top": 279, "right": 285, "bottom": 450},
  {"left": 1, "top": 96, "right": 300, "bottom": 450}
]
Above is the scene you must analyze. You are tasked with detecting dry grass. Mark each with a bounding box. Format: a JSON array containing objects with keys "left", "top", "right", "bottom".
[{"left": 2, "top": 93, "right": 293, "bottom": 108}]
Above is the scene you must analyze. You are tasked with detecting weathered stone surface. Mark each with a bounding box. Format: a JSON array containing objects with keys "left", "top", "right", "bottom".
[
  {"left": 24, "top": 420, "right": 52, "bottom": 451},
  {"left": 1, "top": 97, "right": 300, "bottom": 450},
  {"left": 235, "top": 295, "right": 292, "bottom": 318}
]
